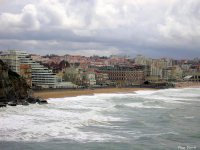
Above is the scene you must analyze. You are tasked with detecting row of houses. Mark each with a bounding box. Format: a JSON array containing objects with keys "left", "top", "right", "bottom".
[
  {"left": 61, "top": 64, "right": 147, "bottom": 88},
  {"left": 0, "top": 50, "right": 129, "bottom": 88},
  {"left": 135, "top": 55, "right": 200, "bottom": 82}
]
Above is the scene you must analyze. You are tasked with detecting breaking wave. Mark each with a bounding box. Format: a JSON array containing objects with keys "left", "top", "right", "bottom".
[{"left": 0, "top": 87, "right": 200, "bottom": 145}]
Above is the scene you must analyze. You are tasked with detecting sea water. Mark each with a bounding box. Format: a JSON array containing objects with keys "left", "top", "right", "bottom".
[{"left": 0, "top": 88, "right": 200, "bottom": 150}]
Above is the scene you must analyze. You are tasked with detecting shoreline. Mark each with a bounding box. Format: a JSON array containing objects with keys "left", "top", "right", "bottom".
[
  {"left": 33, "top": 83, "right": 200, "bottom": 99},
  {"left": 33, "top": 87, "right": 155, "bottom": 99}
]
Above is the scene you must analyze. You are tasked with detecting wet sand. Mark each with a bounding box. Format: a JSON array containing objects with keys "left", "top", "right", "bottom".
[{"left": 33, "top": 88, "right": 154, "bottom": 99}]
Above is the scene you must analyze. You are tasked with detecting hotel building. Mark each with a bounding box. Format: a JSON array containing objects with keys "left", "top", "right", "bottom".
[{"left": 98, "top": 65, "right": 145, "bottom": 86}]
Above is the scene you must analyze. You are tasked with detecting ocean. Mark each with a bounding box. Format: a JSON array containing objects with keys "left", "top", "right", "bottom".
[{"left": 0, "top": 88, "right": 200, "bottom": 150}]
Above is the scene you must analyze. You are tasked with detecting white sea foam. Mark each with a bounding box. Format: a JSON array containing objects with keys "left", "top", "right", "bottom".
[
  {"left": 184, "top": 116, "right": 195, "bottom": 119},
  {"left": 134, "top": 88, "right": 200, "bottom": 104},
  {"left": 0, "top": 87, "right": 199, "bottom": 143},
  {"left": 124, "top": 102, "right": 165, "bottom": 109},
  {"left": 134, "top": 90, "right": 158, "bottom": 95},
  {"left": 143, "top": 95, "right": 190, "bottom": 104},
  {"left": 0, "top": 96, "right": 122, "bottom": 142}
]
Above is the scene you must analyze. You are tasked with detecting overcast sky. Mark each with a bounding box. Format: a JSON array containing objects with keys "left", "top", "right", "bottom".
[{"left": 0, "top": 0, "right": 199, "bottom": 58}]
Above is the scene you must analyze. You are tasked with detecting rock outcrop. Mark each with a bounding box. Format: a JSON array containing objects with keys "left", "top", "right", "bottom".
[{"left": 0, "top": 59, "right": 47, "bottom": 107}]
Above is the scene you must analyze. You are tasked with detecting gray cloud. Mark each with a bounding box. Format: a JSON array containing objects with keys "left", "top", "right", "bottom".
[{"left": 0, "top": 0, "right": 199, "bottom": 58}]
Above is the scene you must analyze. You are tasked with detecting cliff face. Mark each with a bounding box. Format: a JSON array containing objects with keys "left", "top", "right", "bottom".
[{"left": 0, "top": 60, "right": 30, "bottom": 103}]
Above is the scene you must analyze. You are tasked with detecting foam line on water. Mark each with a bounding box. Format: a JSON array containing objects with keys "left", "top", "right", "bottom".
[{"left": 124, "top": 102, "right": 165, "bottom": 109}]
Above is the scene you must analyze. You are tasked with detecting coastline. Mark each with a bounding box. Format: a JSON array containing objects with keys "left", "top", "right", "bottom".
[
  {"left": 33, "top": 82, "right": 200, "bottom": 99},
  {"left": 33, "top": 88, "right": 155, "bottom": 99}
]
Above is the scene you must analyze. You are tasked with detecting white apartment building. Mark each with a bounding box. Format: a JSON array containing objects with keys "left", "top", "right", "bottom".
[
  {"left": 0, "top": 50, "right": 58, "bottom": 88},
  {"left": 0, "top": 51, "right": 20, "bottom": 73},
  {"left": 135, "top": 55, "right": 173, "bottom": 79},
  {"left": 135, "top": 55, "right": 148, "bottom": 65},
  {"left": 149, "top": 59, "right": 172, "bottom": 79}
]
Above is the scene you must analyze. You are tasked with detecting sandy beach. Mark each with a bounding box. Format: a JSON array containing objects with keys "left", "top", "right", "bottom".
[
  {"left": 33, "top": 88, "right": 154, "bottom": 99},
  {"left": 33, "top": 82, "right": 200, "bottom": 99}
]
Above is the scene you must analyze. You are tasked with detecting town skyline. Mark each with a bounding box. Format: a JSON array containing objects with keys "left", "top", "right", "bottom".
[
  {"left": 1, "top": 49, "right": 199, "bottom": 90},
  {"left": 0, "top": 0, "right": 199, "bottom": 58}
]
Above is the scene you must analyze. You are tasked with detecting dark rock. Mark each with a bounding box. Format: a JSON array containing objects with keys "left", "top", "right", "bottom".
[
  {"left": 0, "top": 59, "right": 30, "bottom": 105},
  {"left": 0, "top": 102, "right": 6, "bottom": 107},
  {"left": 0, "top": 98, "right": 8, "bottom": 104},
  {"left": 0, "top": 60, "right": 48, "bottom": 107},
  {"left": 22, "top": 101, "right": 29, "bottom": 106},
  {"left": 36, "top": 98, "right": 48, "bottom": 104},
  {"left": 26, "top": 97, "right": 37, "bottom": 104},
  {"left": 8, "top": 101, "right": 17, "bottom": 106}
]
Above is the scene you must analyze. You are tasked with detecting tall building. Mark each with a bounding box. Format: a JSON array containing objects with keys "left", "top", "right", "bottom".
[
  {"left": 0, "top": 50, "right": 58, "bottom": 88},
  {"left": 135, "top": 56, "right": 174, "bottom": 81},
  {"left": 0, "top": 51, "right": 20, "bottom": 73},
  {"left": 148, "top": 58, "right": 172, "bottom": 79},
  {"left": 135, "top": 55, "right": 148, "bottom": 65},
  {"left": 162, "top": 66, "right": 183, "bottom": 81}
]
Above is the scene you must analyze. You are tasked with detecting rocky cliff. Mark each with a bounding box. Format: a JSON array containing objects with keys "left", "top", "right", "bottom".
[
  {"left": 0, "top": 59, "right": 30, "bottom": 104},
  {"left": 0, "top": 60, "right": 47, "bottom": 107}
]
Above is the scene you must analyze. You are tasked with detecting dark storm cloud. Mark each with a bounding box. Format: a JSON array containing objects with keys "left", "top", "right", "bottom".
[{"left": 0, "top": 0, "right": 199, "bottom": 58}]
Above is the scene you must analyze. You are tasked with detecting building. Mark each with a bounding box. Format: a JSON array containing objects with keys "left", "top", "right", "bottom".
[
  {"left": 80, "top": 69, "right": 96, "bottom": 87},
  {"left": 183, "top": 72, "right": 200, "bottom": 82},
  {"left": 0, "top": 50, "right": 58, "bottom": 88},
  {"left": 20, "top": 64, "right": 32, "bottom": 87},
  {"left": 0, "top": 51, "right": 20, "bottom": 73},
  {"left": 63, "top": 67, "right": 81, "bottom": 85},
  {"left": 55, "top": 82, "right": 78, "bottom": 88},
  {"left": 98, "top": 65, "right": 145, "bottom": 86},
  {"left": 162, "top": 66, "right": 183, "bottom": 81},
  {"left": 181, "top": 64, "right": 191, "bottom": 71},
  {"left": 135, "top": 55, "right": 148, "bottom": 65},
  {"left": 85, "top": 73, "right": 96, "bottom": 86},
  {"left": 149, "top": 59, "right": 172, "bottom": 79},
  {"left": 95, "top": 72, "right": 110, "bottom": 86},
  {"left": 135, "top": 55, "right": 173, "bottom": 81}
]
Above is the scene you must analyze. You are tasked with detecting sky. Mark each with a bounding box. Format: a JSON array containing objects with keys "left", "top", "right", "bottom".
[{"left": 0, "top": 0, "right": 199, "bottom": 58}]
